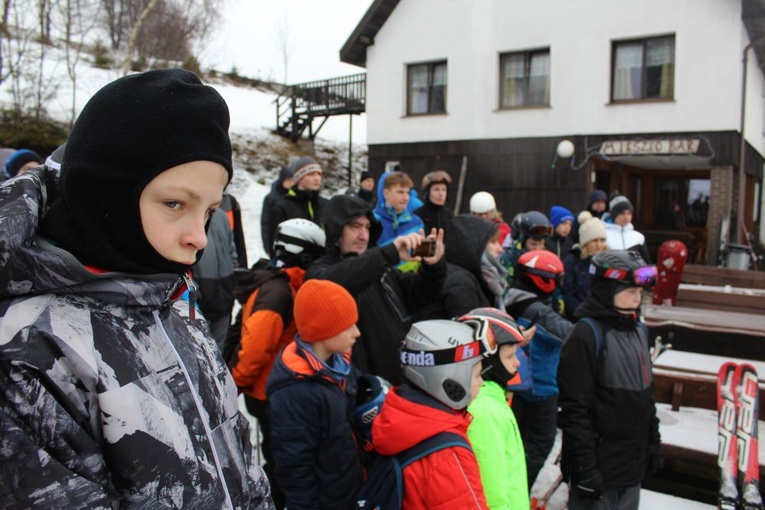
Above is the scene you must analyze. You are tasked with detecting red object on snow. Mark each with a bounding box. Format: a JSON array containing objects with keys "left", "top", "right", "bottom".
[{"left": 652, "top": 240, "right": 688, "bottom": 306}]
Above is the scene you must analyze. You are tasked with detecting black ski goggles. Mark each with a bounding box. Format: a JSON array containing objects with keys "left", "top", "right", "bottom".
[
  {"left": 589, "top": 264, "right": 657, "bottom": 288},
  {"left": 527, "top": 225, "right": 553, "bottom": 238}
]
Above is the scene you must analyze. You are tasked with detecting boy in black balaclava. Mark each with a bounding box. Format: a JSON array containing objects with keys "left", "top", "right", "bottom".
[{"left": 1, "top": 69, "right": 275, "bottom": 509}]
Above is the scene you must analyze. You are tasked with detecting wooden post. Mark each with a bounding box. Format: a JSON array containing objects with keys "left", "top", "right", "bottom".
[{"left": 453, "top": 155, "right": 468, "bottom": 214}]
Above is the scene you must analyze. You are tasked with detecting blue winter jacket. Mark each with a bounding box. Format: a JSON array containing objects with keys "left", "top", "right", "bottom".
[{"left": 506, "top": 289, "right": 574, "bottom": 401}]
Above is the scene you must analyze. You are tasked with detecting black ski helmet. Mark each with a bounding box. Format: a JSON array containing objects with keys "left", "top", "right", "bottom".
[{"left": 519, "top": 211, "right": 552, "bottom": 240}]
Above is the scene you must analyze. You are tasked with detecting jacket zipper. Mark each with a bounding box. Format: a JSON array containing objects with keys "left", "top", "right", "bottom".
[
  {"left": 154, "top": 311, "right": 235, "bottom": 509},
  {"left": 183, "top": 273, "right": 198, "bottom": 320}
]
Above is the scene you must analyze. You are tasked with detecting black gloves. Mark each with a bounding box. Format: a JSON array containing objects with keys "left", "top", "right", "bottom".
[
  {"left": 572, "top": 469, "right": 603, "bottom": 501},
  {"left": 645, "top": 443, "right": 661, "bottom": 477}
]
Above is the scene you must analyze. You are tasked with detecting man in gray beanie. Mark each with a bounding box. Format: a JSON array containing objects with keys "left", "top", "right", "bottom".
[
  {"left": 604, "top": 193, "right": 650, "bottom": 262},
  {"left": 268, "top": 156, "right": 327, "bottom": 253}
]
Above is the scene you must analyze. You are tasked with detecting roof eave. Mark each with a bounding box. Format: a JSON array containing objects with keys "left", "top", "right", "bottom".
[{"left": 339, "top": 0, "right": 400, "bottom": 68}]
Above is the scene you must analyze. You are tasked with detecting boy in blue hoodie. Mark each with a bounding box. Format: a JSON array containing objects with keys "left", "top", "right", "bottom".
[
  {"left": 267, "top": 279, "right": 363, "bottom": 510},
  {"left": 373, "top": 171, "right": 424, "bottom": 248}
]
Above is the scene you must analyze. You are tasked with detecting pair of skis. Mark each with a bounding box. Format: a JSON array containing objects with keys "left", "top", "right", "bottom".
[{"left": 718, "top": 362, "right": 763, "bottom": 510}]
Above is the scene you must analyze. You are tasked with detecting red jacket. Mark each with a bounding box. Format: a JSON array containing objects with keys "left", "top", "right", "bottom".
[
  {"left": 231, "top": 266, "right": 304, "bottom": 400},
  {"left": 372, "top": 386, "right": 488, "bottom": 510}
]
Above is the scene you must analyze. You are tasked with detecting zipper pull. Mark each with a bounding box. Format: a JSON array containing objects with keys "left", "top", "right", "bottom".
[{"left": 183, "top": 273, "right": 198, "bottom": 320}]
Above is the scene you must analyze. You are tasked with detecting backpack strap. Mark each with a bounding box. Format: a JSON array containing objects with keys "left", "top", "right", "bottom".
[
  {"left": 393, "top": 432, "right": 472, "bottom": 507},
  {"left": 579, "top": 317, "right": 605, "bottom": 361},
  {"left": 579, "top": 317, "right": 650, "bottom": 360}
]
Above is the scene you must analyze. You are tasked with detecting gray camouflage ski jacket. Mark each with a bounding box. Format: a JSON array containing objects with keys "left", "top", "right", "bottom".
[{"left": 0, "top": 168, "right": 274, "bottom": 509}]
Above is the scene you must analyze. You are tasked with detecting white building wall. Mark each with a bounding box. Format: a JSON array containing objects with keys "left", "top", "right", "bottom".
[{"left": 365, "top": 0, "right": 765, "bottom": 157}]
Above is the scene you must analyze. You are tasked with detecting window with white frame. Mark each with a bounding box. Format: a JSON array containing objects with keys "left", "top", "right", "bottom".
[
  {"left": 499, "top": 49, "right": 550, "bottom": 109},
  {"left": 407, "top": 61, "right": 447, "bottom": 115},
  {"left": 612, "top": 35, "right": 675, "bottom": 101}
]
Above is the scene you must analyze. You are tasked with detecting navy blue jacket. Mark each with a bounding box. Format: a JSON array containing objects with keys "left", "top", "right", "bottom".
[
  {"left": 267, "top": 342, "right": 362, "bottom": 510},
  {"left": 562, "top": 247, "right": 591, "bottom": 321}
]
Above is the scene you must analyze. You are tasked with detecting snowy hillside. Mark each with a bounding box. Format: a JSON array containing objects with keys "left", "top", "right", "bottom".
[{"left": 0, "top": 46, "right": 368, "bottom": 195}]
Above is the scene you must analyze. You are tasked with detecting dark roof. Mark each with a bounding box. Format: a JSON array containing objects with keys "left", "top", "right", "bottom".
[
  {"left": 340, "top": 0, "right": 400, "bottom": 68},
  {"left": 342, "top": 0, "right": 765, "bottom": 74},
  {"left": 743, "top": 0, "right": 765, "bottom": 74}
]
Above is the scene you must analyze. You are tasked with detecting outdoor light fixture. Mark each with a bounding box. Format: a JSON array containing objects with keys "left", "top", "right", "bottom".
[
  {"left": 556, "top": 140, "right": 575, "bottom": 159},
  {"left": 551, "top": 138, "right": 591, "bottom": 171}
]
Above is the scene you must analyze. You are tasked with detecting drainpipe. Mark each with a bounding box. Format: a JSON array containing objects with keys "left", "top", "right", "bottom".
[{"left": 738, "top": 33, "right": 765, "bottom": 243}]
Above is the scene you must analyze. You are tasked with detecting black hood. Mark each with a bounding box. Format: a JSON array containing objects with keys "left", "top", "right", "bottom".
[
  {"left": 323, "top": 194, "right": 382, "bottom": 257},
  {"left": 445, "top": 214, "right": 497, "bottom": 276}
]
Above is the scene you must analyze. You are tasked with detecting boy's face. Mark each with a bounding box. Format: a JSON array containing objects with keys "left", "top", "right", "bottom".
[
  {"left": 614, "top": 286, "right": 642, "bottom": 312},
  {"left": 591, "top": 200, "right": 607, "bottom": 213},
  {"left": 297, "top": 171, "right": 322, "bottom": 191},
  {"left": 469, "top": 361, "right": 484, "bottom": 404},
  {"left": 321, "top": 324, "right": 360, "bottom": 354},
  {"left": 428, "top": 183, "right": 448, "bottom": 206},
  {"left": 383, "top": 184, "right": 410, "bottom": 213},
  {"left": 360, "top": 178, "right": 375, "bottom": 192},
  {"left": 525, "top": 237, "right": 546, "bottom": 251},
  {"left": 614, "top": 210, "right": 632, "bottom": 226},
  {"left": 140, "top": 161, "right": 228, "bottom": 265},
  {"left": 555, "top": 220, "right": 572, "bottom": 238},
  {"left": 498, "top": 344, "right": 520, "bottom": 375}
]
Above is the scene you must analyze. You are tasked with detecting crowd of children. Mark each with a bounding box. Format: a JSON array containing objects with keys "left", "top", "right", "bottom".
[{"left": 0, "top": 69, "right": 661, "bottom": 510}]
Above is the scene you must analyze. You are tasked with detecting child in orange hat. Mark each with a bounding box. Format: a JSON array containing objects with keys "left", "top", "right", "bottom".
[{"left": 266, "top": 279, "right": 363, "bottom": 510}]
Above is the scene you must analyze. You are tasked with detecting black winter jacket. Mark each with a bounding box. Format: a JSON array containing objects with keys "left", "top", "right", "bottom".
[
  {"left": 557, "top": 298, "right": 660, "bottom": 488},
  {"left": 261, "top": 176, "right": 291, "bottom": 257},
  {"left": 545, "top": 233, "right": 574, "bottom": 260},
  {"left": 440, "top": 215, "right": 496, "bottom": 317},
  {"left": 268, "top": 188, "right": 327, "bottom": 255},
  {"left": 413, "top": 200, "right": 453, "bottom": 238},
  {"left": 305, "top": 195, "right": 446, "bottom": 385}
]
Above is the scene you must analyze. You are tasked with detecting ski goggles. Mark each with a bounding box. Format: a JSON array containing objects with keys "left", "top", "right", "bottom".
[
  {"left": 400, "top": 318, "right": 497, "bottom": 367},
  {"left": 422, "top": 170, "right": 452, "bottom": 189},
  {"left": 589, "top": 264, "right": 657, "bottom": 288},
  {"left": 527, "top": 225, "right": 554, "bottom": 238},
  {"left": 525, "top": 266, "right": 565, "bottom": 286}
]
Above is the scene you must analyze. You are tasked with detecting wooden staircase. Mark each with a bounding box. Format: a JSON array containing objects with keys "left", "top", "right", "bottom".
[{"left": 275, "top": 73, "right": 366, "bottom": 141}]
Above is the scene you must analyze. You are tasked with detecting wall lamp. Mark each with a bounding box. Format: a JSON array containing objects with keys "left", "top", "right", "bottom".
[{"left": 551, "top": 138, "right": 597, "bottom": 171}]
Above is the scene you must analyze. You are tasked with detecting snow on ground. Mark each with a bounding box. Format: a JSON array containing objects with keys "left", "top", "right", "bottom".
[{"left": 532, "top": 432, "right": 716, "bottom": 510}]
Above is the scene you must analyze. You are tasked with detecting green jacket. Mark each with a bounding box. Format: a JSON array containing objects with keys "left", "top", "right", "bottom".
[{"left": 467, "top": 381, "right": 529, "bottom": 510}]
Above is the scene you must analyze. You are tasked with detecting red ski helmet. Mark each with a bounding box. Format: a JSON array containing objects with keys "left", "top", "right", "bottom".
[{"left": 517, "top": 250, "right": 564, "bottom": 294}]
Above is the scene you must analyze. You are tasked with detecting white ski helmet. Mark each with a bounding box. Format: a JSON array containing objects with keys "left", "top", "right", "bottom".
[
  {"left": 401, "top": 319, "right": 497, "bottom": 410},
  {"left": 272, "top": 218, "right": 326, "bottom": 269},
  {"left": 469, "top": 191, "right": 497, "bottom": 214}
]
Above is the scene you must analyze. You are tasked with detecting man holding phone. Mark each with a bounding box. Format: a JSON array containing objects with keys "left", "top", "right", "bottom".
[{"left": 306, "top": 194, "right": 446, "bottom": 385}]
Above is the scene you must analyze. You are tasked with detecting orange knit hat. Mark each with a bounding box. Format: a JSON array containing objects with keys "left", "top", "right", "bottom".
[{"left": 294, "top": 279, "right": 359, "bottom": 342}]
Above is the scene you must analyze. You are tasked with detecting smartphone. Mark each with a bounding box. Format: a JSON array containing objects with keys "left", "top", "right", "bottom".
[
  {"left": 527, "top": 310, "right": 542, "bottom": 328},
  {"left": 412, "top": 239, "right": 436, "bottom": 257}
]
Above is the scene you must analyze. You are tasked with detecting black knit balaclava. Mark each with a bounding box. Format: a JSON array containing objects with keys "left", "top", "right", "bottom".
[{"left": 40, "top": 69, "right": 233, "bottom": 275}]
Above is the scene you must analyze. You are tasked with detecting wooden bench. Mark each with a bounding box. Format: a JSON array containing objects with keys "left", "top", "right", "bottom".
[
  {"left": 652, "top": 350, "right": 765, "bottom": 419},
  {"left": 681, "top": 264, "right": 765, "bottom": 289},
  {"left": 675, "top": 284, "right": 765, "bottom": 315}
]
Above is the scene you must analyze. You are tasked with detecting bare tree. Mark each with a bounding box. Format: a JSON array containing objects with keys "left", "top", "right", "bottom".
[
  {"left": 273, "top": 10, "right": 291, "bottom": 85},
  {"left": 57, "top": 0, "right": 100, "bottom": 125},
  {"left": 121, "top": 0, "right": 158, "bottom": 74}
]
